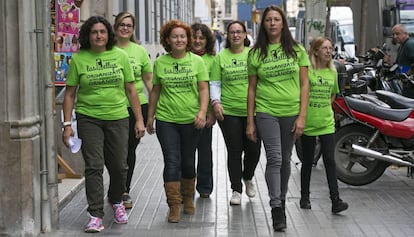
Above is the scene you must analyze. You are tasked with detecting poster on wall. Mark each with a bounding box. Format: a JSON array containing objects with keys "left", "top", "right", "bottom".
[
  {"left": 54, "top": 52, "right": 72, "bottom": 86},
  {"left": 55, "top": 0, "right": 80, "bottom": 53},
  {"left": 54, "top": 0, "right": 82, "bottom": 87}
]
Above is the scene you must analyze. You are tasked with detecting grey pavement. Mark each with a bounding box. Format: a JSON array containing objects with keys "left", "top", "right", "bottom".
[{"left": 42, "top": 125, "right": 414, "bottom": 237}]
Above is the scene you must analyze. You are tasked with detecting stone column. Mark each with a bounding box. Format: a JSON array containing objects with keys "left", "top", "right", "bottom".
[
  {"left": 304, "top": 0, "right": 327, "bottom": 49},
  {"left": 0, "top": 0, "right": 57, "bottom": 236}
]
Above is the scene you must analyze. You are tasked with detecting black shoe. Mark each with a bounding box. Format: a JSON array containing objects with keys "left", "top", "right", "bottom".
[
  {"left": 122, "top": 193, "right": 133, "bottom": 209},
  {"left": 271, "top": 207, "right": 287, "bottom": 232},
  {"left": 331, "top": 197, "right": 348, "bottom": 213},
  {"left": 199, "top": 193, "right": 210, "bottom": 198},
  {"left": 300, "top": 197, "right": 311, "bottom": 209},
  {"left": 281, "top": 200, "right": 286, "bottom": 223}
]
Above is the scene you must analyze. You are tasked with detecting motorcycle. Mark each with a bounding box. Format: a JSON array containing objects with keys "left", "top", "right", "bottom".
[
  {"left": 375, "top": 89, "right": 414, "bottom": 116},
  {"left": 332, "top": 93, "right": 414, "bottom": 186}
]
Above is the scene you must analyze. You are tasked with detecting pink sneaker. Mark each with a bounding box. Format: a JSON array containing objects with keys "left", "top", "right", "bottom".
[
  {"left": 84, "top": 213, "right": 104, "bottom": 233},
  {"left": 112, "top": 202, "right": 128, "bottom": 224}
]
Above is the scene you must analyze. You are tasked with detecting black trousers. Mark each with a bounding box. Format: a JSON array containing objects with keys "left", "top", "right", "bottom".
[{"left": 300, "top": 133, "right": 339, "bottom": 198}]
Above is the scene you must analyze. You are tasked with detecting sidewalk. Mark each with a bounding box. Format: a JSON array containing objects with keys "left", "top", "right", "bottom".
[{"left": 45, "top": 125, "right": 414, "bottom": 237}]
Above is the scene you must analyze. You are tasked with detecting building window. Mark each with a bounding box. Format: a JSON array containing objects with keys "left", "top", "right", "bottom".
[{"left": 225, "top": 0, "right": 231, "bottom": 14}]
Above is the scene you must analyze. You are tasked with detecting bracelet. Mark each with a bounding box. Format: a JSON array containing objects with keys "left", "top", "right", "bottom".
[
  {"left": 62, "top": 121, "right": 72, "bottom": 127},
  {"left": 211, "top": 100, "right": 220, "bottom": 107}
]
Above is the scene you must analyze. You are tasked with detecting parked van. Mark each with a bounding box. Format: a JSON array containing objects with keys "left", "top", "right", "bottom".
[{"left": 330, "top": 7, "right": 355, "bottom": 59}]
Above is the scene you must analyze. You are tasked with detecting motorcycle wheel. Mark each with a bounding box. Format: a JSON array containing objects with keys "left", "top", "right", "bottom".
[
  {"left": 334, "top": 125, "right": 389, "bottom": 186},
  {"left": 295, "top": 137, "right": 322, "bottom": 166}
]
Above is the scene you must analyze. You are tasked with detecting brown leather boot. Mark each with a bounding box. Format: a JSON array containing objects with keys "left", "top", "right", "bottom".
[
  {"left": 181, "top": 178, "right": 195, "bottom": 214},
  {"left": 164, "top": 182, "right": 182, "bottom": 223}
]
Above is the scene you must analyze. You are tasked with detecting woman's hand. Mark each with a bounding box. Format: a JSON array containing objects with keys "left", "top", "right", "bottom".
[
  {"left": 135, "top": 120, "right": 146, "bottom": 138},
  {"left": 291, "top": 116, "right": 305, "bottom": 139},
  {"left": 206, "top": 110, "right": 217, "bottom": 127},
  {"left": 194, "top": 110, "right": 207, "bottom": 129},
  {"left": 62, "top": 126, "right": 75, "bottom": 147},
  {"left": 146, "top": 117, "right": 155, "bottom": 135},
  {"left": 213, "top": 103, "right": 224, "bottom": 121},
  {"left": 246, "top": 122, "right": 258, "bottom": 142}
]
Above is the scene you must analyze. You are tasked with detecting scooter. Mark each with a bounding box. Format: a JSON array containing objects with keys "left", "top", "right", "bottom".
[{"left": 332, "top": 94, "right": 414, "bottom": 186}]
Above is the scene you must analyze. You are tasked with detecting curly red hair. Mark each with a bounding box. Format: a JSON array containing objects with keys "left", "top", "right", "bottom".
[{"left": 160, "top": 19, "right": 193, "bottom": 52}]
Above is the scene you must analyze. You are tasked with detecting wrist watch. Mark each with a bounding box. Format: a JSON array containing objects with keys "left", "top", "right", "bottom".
[{"left": 62, "top": 121, "right": 72, "bottom": 128}]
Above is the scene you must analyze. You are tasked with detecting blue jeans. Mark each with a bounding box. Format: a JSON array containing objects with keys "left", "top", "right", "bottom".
[
  {"left": 256, "top": 112, "right": 296, "bottom": 208},
  {"left": 218, "top": 115, "right": 261, "bottom": 193},
  {"left": 156, "top": 120, "right": 202, "bottom": 182},
  {"left": 196, "top": 125, "right": 213, "bottom": 195}
]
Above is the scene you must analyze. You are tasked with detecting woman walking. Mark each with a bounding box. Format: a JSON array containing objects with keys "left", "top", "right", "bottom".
[
  {"left": 191, "top": 23, "right": 216, "bottom": 198},
  {"left": 146, "top": 20, "right": 209, "bottom": 223},
  {"left": 246, "top": 5, "right": 310, "bottom": 231},
  {"left": 62, "top": 16, "right": 145, "bottom": 233},
  {"left": 299, "top": 36, "right": 348, "bottom": 213},
  {"left": 113, "top": 11, "right": 153, "bottom": 209},
  {"left": 210, "top": 21, "right": 261, "bottom": 206}
]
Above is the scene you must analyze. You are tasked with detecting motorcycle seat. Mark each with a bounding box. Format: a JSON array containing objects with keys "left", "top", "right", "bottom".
[
  {"left": 345, "top": 96, "right": 412, "bottom": 122},
  {"left": 375, "top": 90, "right": 414, "bottom": 109},
  {"left": 355, "top": 94, "right": 391, "bottom": 108}
]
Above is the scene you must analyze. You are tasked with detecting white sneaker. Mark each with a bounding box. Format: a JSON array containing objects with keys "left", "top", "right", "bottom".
[
  {"left": 230, "top": 191, "right": 241, "bottom": 205},
  {"left": 244, "top": 179, "right": 256, "bottom": 198}
]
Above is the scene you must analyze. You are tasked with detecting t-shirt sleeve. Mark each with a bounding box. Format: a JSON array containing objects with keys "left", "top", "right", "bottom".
[
  {"left": 297, "top": 44, "right": 310, "bottom": 67},
  {"left": 333, "top": 69, "right": 340, "bottom": 94},
  {"left": 152, "top": 60, "right": 160, "bottom": 85},
  {"left": 247, "top": 50, "right": 259, "bottom": 76},
  {"left": 195, "top": 55, "right": 209, "bottom": 82},
  {"left": 65, "top": 55, "right": 79, "bottom": 86},
  {"left": 122, "top": 53, "right": 134, "bottom": 83},
  {"left": 210, "top": 55, "right": 222, "bottom": 82},
  {"left": 141, "top": 48, "right": 153, "bottom": 73}
]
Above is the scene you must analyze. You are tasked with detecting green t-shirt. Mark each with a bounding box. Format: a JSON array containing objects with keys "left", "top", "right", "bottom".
[
  {"left": 304, "top": 67, "right": 339, "bottom": 136},
  {"left": 247, "top": 43, "right": 310, "bottom": 117},
  {"left": 201, "top": 54, "right": 215, "bottom": 112},
  {"left": 66, "top": 48, "right": 134, "bottom": 120},
  {"left": 201, "top": 53, "right": 215, "bottom": 76},
  {"left": 210, "top": 47, "right": 250, "bottom": 116},
  {"left": 116, "top": 43, "right": 152, "bottom": 105},
  {"left": 153, "top": 52, "right": 209, "bottom": 124}
]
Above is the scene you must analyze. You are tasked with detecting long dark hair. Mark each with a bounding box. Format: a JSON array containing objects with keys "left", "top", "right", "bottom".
[
  {"left": 191, "top": 23, "right": 216, "bottom": 55},
  {"left": 78, "top": 16, "right": 115, "bottom": 50},
  {"left": 224, "top": 20, "right": 251, "bottom": 48},
  {"left": 250, "top": 5, "right": 297, "bottom": 60}
]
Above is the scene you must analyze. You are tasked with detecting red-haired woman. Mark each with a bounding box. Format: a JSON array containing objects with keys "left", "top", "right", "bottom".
[{"left": 146, "top": 20, "right": 209, "bottom": 223}]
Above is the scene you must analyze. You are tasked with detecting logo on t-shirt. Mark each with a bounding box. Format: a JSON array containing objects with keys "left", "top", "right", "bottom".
[
  {"left": 271, "top": 49, "right": 278, "bottom": 59},
  {"left": 87, "top": 57, "right": 118, "bottom": 73}
]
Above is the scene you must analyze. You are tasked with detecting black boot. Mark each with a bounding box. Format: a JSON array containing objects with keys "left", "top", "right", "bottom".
[
  {"left": 271, "top": 207, "right": 286, "bottom": 231},
  {"left": 331, "top": 196, "right": 348, "bottom": 213},
  {"left": 281, "top": 200, "right": 286, "bottom": 226},
  {"left": 300, "top": 195, "right": 311, "bottom": 209}
]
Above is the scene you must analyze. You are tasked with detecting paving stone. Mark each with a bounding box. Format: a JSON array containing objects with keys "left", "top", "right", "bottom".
[{"left": 42, "top": 125, "right": 414, "bottom": 237}]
